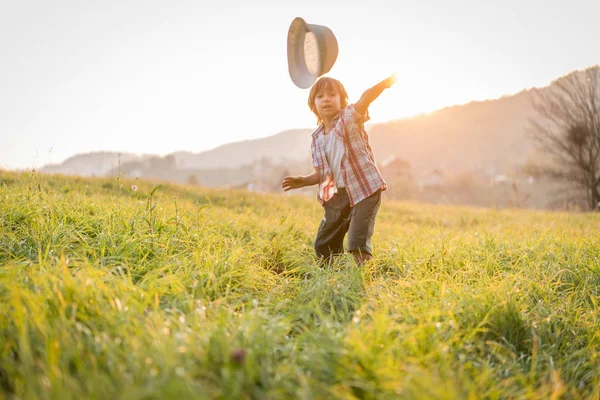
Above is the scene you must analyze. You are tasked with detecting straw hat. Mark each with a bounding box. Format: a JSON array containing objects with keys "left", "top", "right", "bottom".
[{"left": 287, "top": 17, "right": 339, "bottom": 89}]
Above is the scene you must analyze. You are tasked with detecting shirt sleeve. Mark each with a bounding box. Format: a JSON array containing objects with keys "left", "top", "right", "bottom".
[
  {"left": 342, "top": 104, "right": 370, "bottom": 125},
  {"left": 341, "top": 104, "right": 370, "bottom": 140}
]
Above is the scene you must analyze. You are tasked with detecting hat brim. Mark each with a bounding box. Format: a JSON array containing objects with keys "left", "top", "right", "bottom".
[
  {"left": 287, "top": 18, "right": 338, "bottom": 89},
  {"left": 287, "top": 18, "right": 315, "bottom": 89}
]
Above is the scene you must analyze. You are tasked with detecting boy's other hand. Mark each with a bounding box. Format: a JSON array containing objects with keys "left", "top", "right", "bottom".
[{"left": 282, "top": 176, "right": 305, "bottom": 191}]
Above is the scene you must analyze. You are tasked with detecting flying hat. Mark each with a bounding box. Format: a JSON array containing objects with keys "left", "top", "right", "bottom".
[{"left": 287, "top": 17, "right": 339, "bottom": 89}]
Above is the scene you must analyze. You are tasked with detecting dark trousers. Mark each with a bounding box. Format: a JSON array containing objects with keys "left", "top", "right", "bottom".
[{"left": 314, "top": 188, "right": 382, "bottom": 258}]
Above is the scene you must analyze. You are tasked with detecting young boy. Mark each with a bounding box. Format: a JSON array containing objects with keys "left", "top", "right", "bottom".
[{"left": 282, "top": 74, "right": 396, "bottom": 265}]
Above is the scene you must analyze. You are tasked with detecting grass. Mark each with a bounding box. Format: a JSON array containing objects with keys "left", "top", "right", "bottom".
[{"left": 1, "top": 169, "right": 599, "bottom": 399}]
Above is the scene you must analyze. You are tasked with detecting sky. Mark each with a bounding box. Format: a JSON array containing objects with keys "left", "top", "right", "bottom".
[{"left": 1, "top": 0, "right": 599, "bottom": 170}]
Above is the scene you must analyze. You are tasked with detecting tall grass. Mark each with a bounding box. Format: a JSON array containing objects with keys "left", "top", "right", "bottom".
[{"left": 1, "top": 170, "right": 599, "bottom": 399}]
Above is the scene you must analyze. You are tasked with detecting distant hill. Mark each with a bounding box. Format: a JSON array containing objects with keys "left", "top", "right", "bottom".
[
  {"left": 367, "top": 89, "right": 537, "bottom": 179},
  {"left": 42, "top": 89, "right": 536, "bottom": 179},
  {"left": 42, "top": 152, "right": 153, "bottom": 177},
  {"left": 172, "top": 129, "right": 314, "bottom": 170}
]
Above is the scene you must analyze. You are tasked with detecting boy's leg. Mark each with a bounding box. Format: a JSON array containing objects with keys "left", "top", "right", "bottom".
[
  {"left": 347, "top": 189, "right": 382, "bottom": 266},
  {"left": 314, "top": 189, "right": 352, "bottom": 261}
]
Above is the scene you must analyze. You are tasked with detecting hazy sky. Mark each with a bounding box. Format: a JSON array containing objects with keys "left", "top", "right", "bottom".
[{"left": 1, "top": 0, "right": 598, "bottom": 170}]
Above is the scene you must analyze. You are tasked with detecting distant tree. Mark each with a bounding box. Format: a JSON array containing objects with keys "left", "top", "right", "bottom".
[
  {"left": 527, "top": 66, "right": 600, "bottom": 211},
  {"left": 163, "top": 154, "right": 177, "bottom": 168},
  {"left": 186, "top": 174, "right": 198, "bottom": 186}
]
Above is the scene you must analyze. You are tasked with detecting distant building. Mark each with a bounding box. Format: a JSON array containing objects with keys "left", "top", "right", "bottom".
[
  {"left": 380, "top": 156, "right": 412, "bottom": 180},
  {"left": 417, "top": 169, "right": 445, "bottom": 189},
  {"left": 493, "top": 174, "right": 509, "bottom": 184},
  {"left": 379, "top": 156, "right": 415, "bottom": 199}
]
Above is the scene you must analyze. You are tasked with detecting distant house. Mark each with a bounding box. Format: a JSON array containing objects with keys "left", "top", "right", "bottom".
[
  {"left": 493, "top": 174, "right": 510, "bottom": 184},
  {"left": 379, "top": 156, "right": 415, "bottom": 199},
  {"left": 379, "top": 156, "right": 412, "bottom": 180},
  {"left": 418, "top": 169, "right": 445, "bottom": 189}
]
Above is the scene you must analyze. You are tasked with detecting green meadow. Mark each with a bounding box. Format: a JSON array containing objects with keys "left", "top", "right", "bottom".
[{"left": 1, "top": 170, "right": 599, "bottom": 399}]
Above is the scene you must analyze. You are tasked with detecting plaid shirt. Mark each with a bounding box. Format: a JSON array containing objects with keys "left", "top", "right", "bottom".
[{"left": 311, "top": 104, "right": 387, "bottom": 207}]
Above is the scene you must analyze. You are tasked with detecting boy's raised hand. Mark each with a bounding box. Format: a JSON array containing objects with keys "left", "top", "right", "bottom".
[
  {"left": 355, "top": 73, "right": 398, "bottom": 116},
  {"left": 383, "top": 73, "right": 397, "bottom": 89},
  {"left": 281, "top": 176, "right": 305, "bottom": 191}
]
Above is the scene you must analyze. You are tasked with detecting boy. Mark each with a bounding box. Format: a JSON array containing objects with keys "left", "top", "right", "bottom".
[{"left": 282, "top": 74, "right": 396, "bottom": 265}]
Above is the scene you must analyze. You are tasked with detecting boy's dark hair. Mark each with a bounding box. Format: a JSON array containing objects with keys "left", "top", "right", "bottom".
[{"left": 308, "top": 77, "right": 349, "bottom": 125}]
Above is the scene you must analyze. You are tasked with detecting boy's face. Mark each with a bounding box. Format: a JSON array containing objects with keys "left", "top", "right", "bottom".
[{"left": 314, "top": 88, "right": 341, "bottom": 122}]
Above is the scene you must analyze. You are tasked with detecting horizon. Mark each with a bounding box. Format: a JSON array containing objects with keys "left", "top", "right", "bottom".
[
  {"left": 2, "top": 0, "right": 599, "bottom": 170},
  {"left": 22, "top": 78, "right": 561, "bottom": 170}
]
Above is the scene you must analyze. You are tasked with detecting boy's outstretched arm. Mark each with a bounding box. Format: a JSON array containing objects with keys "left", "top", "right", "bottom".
[
  {"left": 354, "top": 73, "right": 396, "bottom": 116},
  {"left": 282, "top": 167, "right": 321, "bottom": 191}
]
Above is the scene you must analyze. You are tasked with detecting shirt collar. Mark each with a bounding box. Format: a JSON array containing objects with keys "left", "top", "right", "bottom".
[
  {"left": 312, "top": 110, "right": 342, "bottom": 138},
  {"left": 311, "top": 125, "right": 324, "bottom": 139}
]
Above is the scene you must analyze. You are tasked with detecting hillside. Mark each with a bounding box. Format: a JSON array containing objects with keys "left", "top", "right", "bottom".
[
  {"left": 42, "top": 151, "right": 154, "bottom": 177},
  {"left": 41, "top": 89, "right": 536, "bottom": 179},
  {"left": 173, "top": 129, "right": 314, "bottom": 169},
  {"left": 368, "top": 90, "right": 535, "bottom": 177},
  {"left": 1, "top": 170, "right": 599, "bottom": 398}
]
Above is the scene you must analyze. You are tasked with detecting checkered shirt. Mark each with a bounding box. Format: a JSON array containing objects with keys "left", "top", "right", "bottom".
[{"left": 311, "top": 104, "right": 387, "bottom": 207}]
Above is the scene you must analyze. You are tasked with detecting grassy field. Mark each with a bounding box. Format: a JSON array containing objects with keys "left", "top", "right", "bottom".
[{"left": 1, "top": 170, "right": 599, "bottom": 399}]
